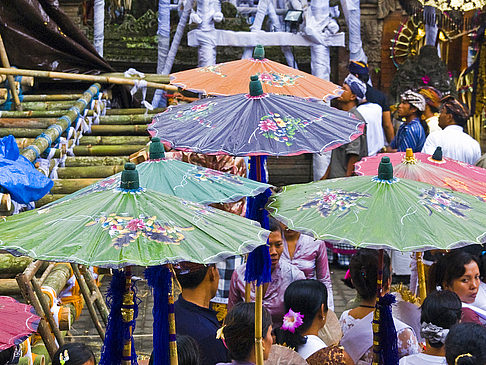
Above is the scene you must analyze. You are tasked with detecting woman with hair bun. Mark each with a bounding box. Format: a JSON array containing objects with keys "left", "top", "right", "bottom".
[
  {"left": 216, "top": 302, "right": 273, "bottom": 365},
  {"left": 400, "top": 290, "right": 462, "bottom": 364},
  {"left": 52, "top": 343, "right": 95, "bottom": 365},
  {"left": 445, "top": 323, "right": 486, "bottom": 365},
  {"left": 428, "top": 250, "right": 485, "bottom": 324},
  {"left": 275, "top": 279, "right": 352, "bottom": 365},
  {"left": 339, "top": 249, "right": 419, "bottom": 364}
]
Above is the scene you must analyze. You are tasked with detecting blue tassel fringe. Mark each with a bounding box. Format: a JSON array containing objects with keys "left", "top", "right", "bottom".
[
  {"left": 377, "top": 293, "right": 399, "bottom": 365},
  {"left": 145, "top": 266, "right": 171, "bottom": 365},
  {"left": 245, "top": 156, "right": 272, "bottom": 285}
]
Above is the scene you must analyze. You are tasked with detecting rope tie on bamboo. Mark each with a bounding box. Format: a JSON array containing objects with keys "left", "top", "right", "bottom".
[{"left": 130, "top": 79, "right": 154, "bottom": 112}]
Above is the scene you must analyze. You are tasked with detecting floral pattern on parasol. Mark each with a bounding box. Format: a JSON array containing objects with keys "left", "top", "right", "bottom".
[
  {"left": 419, "top": 187, "right": 472, "bottom": 218},
  {"left": 298, "top": 189, "right": 371, "bottom": 218},
  {"left": 256, "top": 72, "right": 303, "bottom": 87},
  {"left": 173, "top": 102, "right": 217, "bottom": 128},
  {"left": 257, "top": 113, "right": 311, "bottom": 146},
  {"left": 187, "top": 167, "right": 243, "bottom": 185},
  {"left": 197, "top": 64, "right": 227, "bottom": 77},
  {"left": 86, "top": 213, "right": 194, "bottom": 248}
]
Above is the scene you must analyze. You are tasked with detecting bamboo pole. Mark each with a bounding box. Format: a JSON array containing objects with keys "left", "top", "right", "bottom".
[
  {"left": 0, "top": 67, "right": 178, "bottom": 92},
  {"left": 79, "top": 265, "right": 109, "bottom": 325},
  {"left": 0, "top": 106, "right": 163, "bottom": 118},
  {"left": 0, "top": 35, "right": 22, "bottom": 111},
  {"left": 18, "top": 101, "right": 76, "bottom": 111},
  {"left": 255, "top": 284, "right": 264, "bottom": 365},
  {"left": 50, "top": 179, "right": 101, "bottom": 194},
  {"left": 21, "top": 83, "right": 100, "bottom": 162},
  {"left": 101, "top": 72, "right": 171, "bottom": 84},
  {"left": 52, "top": 144, "right": 147, "bottom": 157},
  {"left": 0, "top": 75, "right": 34, "bottom": 87},
  {"left": 416, "top": 252, "right": 427, "bottom": 302},
  {"left": 21, "top": 94, "right": 84, "bottom": 102},
  {"left": 0, "top": 278, "right": 21, "bottom": 295},
  {"left": 72, "top": 264, "right": 105, "bottom": 340},
  {"left": 0, "top": 255, "right": 33, "bottom": 275},
  {"left": 35, "top": 194, "right": 66, "bottom": 207},
  {"left": 55, "top": 165, "right": 124, "bottom": 179},
  {"left": 245, "top": 282, "right": 251, "bottom": 302},
  {"left": 49, "top": 156, "right": 129, "bottom": 167}
]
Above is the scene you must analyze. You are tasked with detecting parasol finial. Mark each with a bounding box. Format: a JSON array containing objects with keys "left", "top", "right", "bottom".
[
  {"left": 249, "top": 75, "right": 264, "bottom": 96},
  {"left": 378, "top": 156, "right": 393, "bottom": 180},
  {"left": 432, "top": 146, "right": 443, "bottom": 161},
  {"left": 253, "top": 45, "right": 265, "bottom": 60},
  {"left": 120, "top": 162, "right": 140, "bottom": 190},
  {"left": 149, "top": 137, "right": 165, "bottom": 160},
  {"left": 403, "top": 148, "right": 417, "bottom": 164}
]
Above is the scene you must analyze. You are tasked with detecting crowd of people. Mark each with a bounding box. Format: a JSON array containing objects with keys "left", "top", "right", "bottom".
[{"left": 4, "top": 59, "right": 485, "bottom": 365}]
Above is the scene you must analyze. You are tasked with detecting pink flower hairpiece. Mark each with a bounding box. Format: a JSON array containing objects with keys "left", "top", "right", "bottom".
[{"left": 282, "top": 309, "right": 304, "bottom": 333}]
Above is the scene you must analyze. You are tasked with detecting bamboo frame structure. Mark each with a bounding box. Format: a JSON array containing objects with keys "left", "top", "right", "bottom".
[
  {"left": 0, "top": 67, "right": 178, "bottom": 92},
  {"left": 0, "top": 35, "right": 22, "bottom": 111},
  {"left": 20, "top": 83, "right": 100, "bottom": 162}
]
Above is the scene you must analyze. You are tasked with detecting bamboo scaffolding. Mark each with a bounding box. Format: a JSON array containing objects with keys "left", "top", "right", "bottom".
[
  {"left": 14, "top": 135, "right": 149, "bottom": 146},
  {"left": 2, "top": 118, "right": 150, "bottom": 130},
  {"left": 0, "top": 75, "right": 34, "bottom": 87},
  {"left": 21, "top": 83, "right": 100, "bottom": 162},
  {"left": 0, "top": 67, "right": 178, "bottom": 92},
  {"left": 0, "top": 35, "right": 21, "bottom": 111},
  {"left": 35, "top": 194, "right": 66, "bottom": 207},
  {"left": 79, "top": 265, "right": 109, "bottom": 325},
  {"left": 17, "top": 101, "right": 77, "bottom": 111}
]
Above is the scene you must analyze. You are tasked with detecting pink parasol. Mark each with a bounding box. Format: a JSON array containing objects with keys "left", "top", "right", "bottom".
[
  {"left": 355, "top": 149, "right": 486, "bottom": 200},
  {"left": 0, "top": 296, "right": 40, "bottom": 350}
]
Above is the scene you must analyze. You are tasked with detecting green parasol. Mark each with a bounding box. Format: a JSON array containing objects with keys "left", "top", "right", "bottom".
[
  {"left": 47, "top": 138, "right": 271, "bottom": 206},
  {"left": 0, "top": 163, "right": 269, "bottom": 268},
  {"left": 267, "top": 157, "right": 486, "bottom": 252}
]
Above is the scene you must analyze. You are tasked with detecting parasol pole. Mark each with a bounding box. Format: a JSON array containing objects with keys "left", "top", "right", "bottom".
[
  {"left": 168, "top": 266, "right": 179, "bottom": 365},
  {"left": 0, "top": 35, "right": 22, "bottom": 111},
  {"left": 121, "top": 266, "right": 134, "bottom": 365},
  {"left": 372, "top": 249, "right": 384, "bottom": 365},
  {"left": 254, "top": 155, "right": 265, "bottom": 365},
  {"left": 416, "top": 252, "right": 427, "bottom": 302},
  {"left": 245, "top": 282, "right": 251, "bottom": 302},
  {"left": 254, "top": 284, "right": 264, "bottom": 365}
]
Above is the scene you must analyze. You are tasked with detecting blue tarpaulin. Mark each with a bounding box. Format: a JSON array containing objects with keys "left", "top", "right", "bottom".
[{"left": 0, "top": 135, "right": 53, "bottom": 204}]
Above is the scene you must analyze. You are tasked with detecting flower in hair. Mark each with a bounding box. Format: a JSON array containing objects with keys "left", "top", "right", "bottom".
[
  {"left": 282, "top": 309, "right": 304, "bottom": 333},
  {"left": 59, "top": 349, "right": 70, "bottom": 365}
]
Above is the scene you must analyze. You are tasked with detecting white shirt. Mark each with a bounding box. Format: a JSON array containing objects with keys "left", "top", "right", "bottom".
[
  {"left": 422, "top": 125, "right": 481, "bottom": 164},
  {"left": 399, "top": 353, "right": 447, "bottom": 364},
  {"left": 357, "top": 102, "right": 384, "bottom": 156},
  {"left": 473, "top": 282, "right": 486, "bottom": 312},
  {"left": 297, "top": 335, "right": 326, "bottom": 360},
  {"left": 426, "top": 115, "right": 441, "bottom": 134}
]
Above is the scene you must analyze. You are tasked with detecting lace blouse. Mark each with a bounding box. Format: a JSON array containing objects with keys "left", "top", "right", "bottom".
[{"left": 339, "top": 309, "right": 420, "bottom": 364}]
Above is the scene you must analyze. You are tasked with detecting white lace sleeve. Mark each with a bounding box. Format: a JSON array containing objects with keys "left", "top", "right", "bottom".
[{"left": 397, "top": 328, "right": 420, "bottom": 358}]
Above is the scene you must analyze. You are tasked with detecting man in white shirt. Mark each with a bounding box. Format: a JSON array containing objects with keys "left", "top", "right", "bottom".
[{"left": 422, "top": 95, "right": 481, "bottom": 165}]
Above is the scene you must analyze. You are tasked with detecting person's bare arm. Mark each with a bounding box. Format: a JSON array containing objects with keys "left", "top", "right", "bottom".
[
  {"left": 346, "top": 154, "right": 359, "bottom": 176},
  {"left": 382, "top": 111, "right": 394, "bottom": 143}
]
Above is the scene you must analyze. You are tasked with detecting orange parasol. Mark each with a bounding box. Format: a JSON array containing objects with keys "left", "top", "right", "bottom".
[{"left": 170, "top": 45, "right": 343, "bottom": 101}]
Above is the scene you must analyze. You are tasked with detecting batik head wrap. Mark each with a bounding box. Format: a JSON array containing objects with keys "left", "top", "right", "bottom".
[
  {"left": 418, "top": 87, "right": 442, "bottom": 110},
  {"left": 344, "top": 74, "right": 367, "bottom": 102},
  {"left": 441, "top": 95, "right": 470, "bottom": 126},
  {"left": 400, "top": 90, "right": 426, "bottom": 112}
]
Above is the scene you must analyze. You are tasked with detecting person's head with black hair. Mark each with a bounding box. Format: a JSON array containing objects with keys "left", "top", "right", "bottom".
[
  {"left": 439, "top": 95, "right": 470, "bottom": 129},
  {"left": 0, "top": 347, "right": 15, "bottom": 365},
  {"left": 428, "top": 250, "right": 480, "bottom": 304},
  {"left": 52, "top": 343, "right": 96, "bottom": 365},
  {"left": 349, "top": 248, "right": 391, "bottom": 301},
  {"left": 266, "top": 216, "right": 284, "bottom": 272},
  {"left": 398, "top": 90, "right": 426, "bottom": 126},
  {"left": 275, "top": 279, "right": 328, "bottom": 351},
  {"left": 222, "top": 302, "right": 273, "bottom": 363},
  {"left": 445, "top": 323, "right": 486, "bottom": 365},
  {"left": 149, "top": 335, "right": 201, "bottom": 365},
  {"left": 174, "top": 261, "right": 219, "bottom": 307},
  {"left": 420, "top": 290, "right": 462, "bottom": 353}
]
